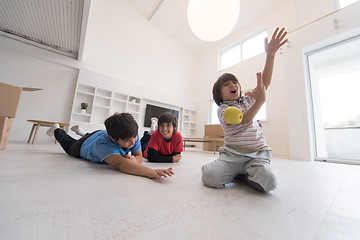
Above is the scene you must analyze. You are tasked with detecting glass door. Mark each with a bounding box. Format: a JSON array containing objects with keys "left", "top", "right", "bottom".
[{"left": 307, "top": 35, "right": 360, "bottom": 163}]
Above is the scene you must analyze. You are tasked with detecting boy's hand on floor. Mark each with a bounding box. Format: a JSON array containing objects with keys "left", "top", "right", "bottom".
[{"left": 148, "top": 168, "right": 174, "bottom": 179}]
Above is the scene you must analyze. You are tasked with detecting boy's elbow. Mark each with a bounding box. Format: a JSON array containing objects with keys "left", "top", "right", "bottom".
[
  {"left": 112, "top": 157, "right": 130, "bottom": 172},
  {"left": 104, "top": 155, "right": 123, "bottom": 171},
  {"left": 114, "top": 161, "right": 124, "bottom": 171},
  {"left": 146, "top": 150, "right": 158, "bottom": 162}
]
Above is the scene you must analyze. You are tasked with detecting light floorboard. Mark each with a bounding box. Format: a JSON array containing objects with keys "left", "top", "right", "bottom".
[{"left": 1, "top": 142, "right": 360, "bottom": 240}]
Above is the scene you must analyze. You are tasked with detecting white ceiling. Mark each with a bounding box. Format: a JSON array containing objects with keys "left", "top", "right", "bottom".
[
  {"left": 126, "top": 0, "right": 288, "bottom": 55},
  {"left": 0, "top": 0, "right": 288, "bottom": 58}
]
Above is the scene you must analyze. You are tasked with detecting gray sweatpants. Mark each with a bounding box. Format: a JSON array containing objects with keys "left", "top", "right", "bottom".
[{"left": 201, "top": 147, "right": 277, "bottom": 192}]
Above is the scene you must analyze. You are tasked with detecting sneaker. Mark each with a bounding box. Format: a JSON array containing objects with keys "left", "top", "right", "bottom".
[
  {"left": 149, "top": 117, "right": 158, "bottom": 135},
  {"left": 46, "top": 124, "right": 60, "bottom": 137},
  {"left": 71, "top": 125, "right": 86, "bottom": 136}
]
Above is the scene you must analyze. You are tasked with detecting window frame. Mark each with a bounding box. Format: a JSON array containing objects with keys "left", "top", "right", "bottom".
[
  {"left": 218, "top": 29, "right": 267, "bottom": 71},
  {"left": 218, "top": 44, "right": 241, "bottom": 71},
  {"left": 241, "top": 30, "right": 268, "bottom": 61}
]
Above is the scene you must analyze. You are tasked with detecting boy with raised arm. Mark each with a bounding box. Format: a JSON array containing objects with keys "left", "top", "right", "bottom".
[{"left": 201, "top": 28, "right": 288, "bottom": 192}]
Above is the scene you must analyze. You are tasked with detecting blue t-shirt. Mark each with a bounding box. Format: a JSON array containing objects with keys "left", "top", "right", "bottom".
[{"left": 80, "top": 130, "right": 141, "bottom": 163}]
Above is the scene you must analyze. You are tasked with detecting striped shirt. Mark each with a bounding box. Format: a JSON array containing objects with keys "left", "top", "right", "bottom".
[{"left": 218, "top": 96, "right": 268, "bottom": 152}]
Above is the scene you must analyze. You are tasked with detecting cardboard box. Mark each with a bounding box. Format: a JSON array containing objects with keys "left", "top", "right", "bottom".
[
  {"left": 204, "top": 124, "right": 224, "bottom": 137},
  {"left": 0, "top": 117, "right": 13, "bottom": 150},
  {"left": 0, "top": 82, "right": 23, "bottom": 118},
  {"left": 203, "top": 125, "right": 224, "bottom": 152},
  {"left": 0, "top": 82, "right": 41, "bottom": 150},
  {"left": 202, "top": 136, "right": 224, "bottom": 151}
]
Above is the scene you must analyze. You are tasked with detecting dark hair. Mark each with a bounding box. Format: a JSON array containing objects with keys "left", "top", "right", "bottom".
[
  {"left": 212, "top": 73, "right": 241, "bottom": 106},
  {"left": 104, "top": 112, "right": 138, "bottom": 141},
  {"left": 158, "top": 112, "right": 178, "bottom": 131}
]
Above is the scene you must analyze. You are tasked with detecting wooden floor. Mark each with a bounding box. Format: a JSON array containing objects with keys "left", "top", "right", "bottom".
[{"left": 1, "top": 141, "right": 360, "bottom": 240}]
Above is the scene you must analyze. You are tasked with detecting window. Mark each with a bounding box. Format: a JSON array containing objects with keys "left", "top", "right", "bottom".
[
  {"left": 338, "top": 0, "right": 359, "bottom": 8},
  {"left": 210, "top": 100, "right": 220, "bottom": 124},
  {"left": 242, "top": 31, "right": 267, "bottom": 61},
  {"left": 256, "top": 103, "right": 267, "bottom": 121},
  {"left": 219, "top": 45, "right": 241, "bottom": 70},
  {"left": 219, "top": 30, "right": 267, "bottom": 71}
]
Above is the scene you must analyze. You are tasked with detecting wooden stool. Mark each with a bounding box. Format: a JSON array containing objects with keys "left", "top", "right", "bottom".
[{"left": 27, "top": 120, "right": 70, "bottom": 144}]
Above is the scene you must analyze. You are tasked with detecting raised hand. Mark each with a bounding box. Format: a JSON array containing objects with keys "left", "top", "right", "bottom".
[
  {"left": 265, "top": 27, "right": 288, "bottom": 56},
  {"left": 245, "top": 72, "right": 266, "bottom": 103}
]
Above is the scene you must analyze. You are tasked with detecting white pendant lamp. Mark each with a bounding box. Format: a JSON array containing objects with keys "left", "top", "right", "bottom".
[{"left": 187, "top": 0, "right": 240, "bottom": 42}]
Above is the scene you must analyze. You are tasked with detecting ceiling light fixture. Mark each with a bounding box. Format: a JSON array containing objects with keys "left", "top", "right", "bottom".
[{"left": 187, "top": 0, "right": 240, "bottom": 42}]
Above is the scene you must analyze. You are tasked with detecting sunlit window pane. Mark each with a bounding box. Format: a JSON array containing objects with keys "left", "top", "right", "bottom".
[
  {"left": 219, "top": 45, "right": 241, "bottom": 70},
  {"left": 210, "top": 100, "right": 220, "bottom": 124},
  {"left": 256, "top": 103, "right": 266, "bottom": 121},
  {"left": 339, "top": 0, "right": 359, "bottom": 8},
  {"left": 319, "top": 71, "right": 360, "bottom": 127},
  {"left": 242, "top": 31, "right": 267, "bottom": 61}
]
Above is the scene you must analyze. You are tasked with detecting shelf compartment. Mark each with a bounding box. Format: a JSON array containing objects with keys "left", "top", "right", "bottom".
[
  {"left": 91, "top": 107, "right": 110, "bottom": 124},
  {"left": 183, "top": 109, "right": 191, "bottom": 115},
  {"left": 94, "top": 96, "right": 111, "bottom": 108},
  {"left": 130, "top": 112, "right": 139, "bottom": 121},
  {"left": 74, "top": 92, "right": 94, "bottom": 113},
  {"left": 94, "top": 105, "right": 110, "bottom": 110},
  {"left": 77, "top": 84, "right": 95, "bottom": 94},
  {"left": 71, "top": 114, "right": 91, "bottom": 123},
  {"left": 96, "top": 88, "right": 112, "bottom": 98},
  {"left": 128, "top": 103, "right": 140, "bottom": 113},
  {"left": 112, "top": 101, "right": 127, "bottom": 113},
  {"left": 114, "top": 93, "right": 127, "bottom": 101},
  {"left": 128, "top": 96, "right": 141, "bottom": 104}
]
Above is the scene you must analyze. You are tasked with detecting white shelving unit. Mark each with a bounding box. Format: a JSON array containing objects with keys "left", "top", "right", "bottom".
[
  {"left": 181, "top": 108, "right": 197, "bottom": 137},
  {"left": 69, "top": 83, "right": 141, "bottom": 135},
  {"left": 127, "top": 96, "right": 141, "bottom": 123},
  {"left": 190, "top": 110, "right": 197, "bottom": 136}
]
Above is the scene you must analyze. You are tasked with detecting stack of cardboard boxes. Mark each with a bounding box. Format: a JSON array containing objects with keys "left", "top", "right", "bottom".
[
  {"left": 0, "top": 82, "right": 25, "bottom": 150},
  {"left": 203, "top": 124, "right": 224, "bottom": 152}
]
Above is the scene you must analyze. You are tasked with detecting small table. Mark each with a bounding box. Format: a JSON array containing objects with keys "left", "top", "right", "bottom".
[
  {"left": 27, "top": 120, "right": 69, "bottom": 144},
  {"left": 183, "top": 137, "right": 224, "bottom": 154}
]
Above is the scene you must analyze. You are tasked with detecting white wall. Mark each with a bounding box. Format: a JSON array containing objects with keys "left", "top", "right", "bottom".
[
  {"left": 0, "top": 47, "right": 78, "bottom": 142},
  {"left": 0, "top": 0, "right": 198, "bottom": 143},
  {"left": 80, "top": 0, "right": 198, "bottom": 103},
  {"left": 282, "top": 2, "right": 360, "bottom": 161},
  {"left": 196, "top": 0, "right": 360, "bottom": 160}
]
